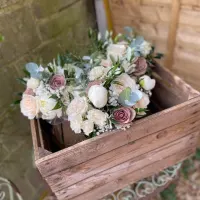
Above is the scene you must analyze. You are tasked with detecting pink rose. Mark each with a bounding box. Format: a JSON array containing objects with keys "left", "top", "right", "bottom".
[
  {"left": 86, "top": 80, "right": 102, "bottom": 94},
  {"left": 113, "top": 107, "right": 136, "bottom": 124},
  {"left": 24, "top": 88, "right": 35, "bottom": 96},
  {"left": 49, "top": 74, "right": 65, "bottom": 90},
  {"left": 133, "top": 57, "right": 147, "bottom": 76}
]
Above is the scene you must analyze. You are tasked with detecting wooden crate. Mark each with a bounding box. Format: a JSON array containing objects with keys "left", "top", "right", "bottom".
[{"left": 31, "top": 63, "right": 200, "bottom": 200}]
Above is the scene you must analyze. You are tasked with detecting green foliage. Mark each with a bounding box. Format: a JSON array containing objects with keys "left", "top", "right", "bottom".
[
  {"left": 16, "top": 78, "right": 27, "bottom": 85},
  {"left": 160, "top": 184, "right": 177, "bottom": 200},
  {"left": 194, "top": 148, "right": 200, "bottom": 160},
  {"left": 181, "top": 159, "right": 194, "bottom": 179},
  {"left": 11, "top": 99, "right": 21, "bottom": 107},
  {"left": 0, "top": 34, "right": 4, "bottom": 42},
  {"left": 52, "top": 101, "right": 62, "bottom": 110},
  {"left": 103, "top": 61, "right": 124, "bottom": 89}
]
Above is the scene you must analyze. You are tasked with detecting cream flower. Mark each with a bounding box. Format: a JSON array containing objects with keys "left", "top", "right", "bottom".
[
  {"left": 122, "top": 60, "right": 136, "bottom": 74},
  {"left": 87, "top": 109, "right": 108, "bottom": 128},
  {"left": 140, "top": 41, "right": 152, "bottom": 57},
  {"left": 39, "top": 95, "right": 62, "bottom": 120},
  {"left": 110, "top": 73, "right": 137, "bottom": 96},
  {"left": 67, "top": 97, "right": 88, "bottom": 117},
  {"left": 107, "top": 44, "right": 126, "bottom": 61},
  {"left": 69, "top": 114, "right": 83, "bottom": 134},
  {"left": 88, "top": 85, "right": 108, "bottom": 108},
  {"left": 20, "top": 94, "right": 39, "bottom": 119},
  {"left": 100, "top": 59, "right": 112, "bottom": 67},
  {"left": 139, "top": 75, "right": 156, "bottom": 91},
  {"left": 27, "top": 78, "right": 40, "bottom": 89},
  {"left": 81, "top": 120, "right": 94, "bottom": 136},
  {"left": 135, "top": 93, "right": 150, "bottom": 109},
  {"left": 88, "top": 66, "right": 109, "bottom": 81}
]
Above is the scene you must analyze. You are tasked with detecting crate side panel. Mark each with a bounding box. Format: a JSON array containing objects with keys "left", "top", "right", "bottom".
[
  {"left": 152, "top": 62, "right": 200, "bottom": 108},
  {"left": 46, "top": 116, "right": 200, "bottom": 192},
  {"left": 55, "top": 132, "right": 198, "bottom": 200},
  {"left": 36, "top": 96, "right": 200, "bottom": 177},
  {"left": 72, "top": 147, "right": 194, "bottom": 200}
]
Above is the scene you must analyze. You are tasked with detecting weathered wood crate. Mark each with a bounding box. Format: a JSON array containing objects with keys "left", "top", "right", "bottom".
[{"left": 31, "top": 63, "right": 200, "bottom": 200}]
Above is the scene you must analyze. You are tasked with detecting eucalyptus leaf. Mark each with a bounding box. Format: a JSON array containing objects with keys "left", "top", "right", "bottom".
[
  {"left": 135, "top": 36, "right": 144, "bottom": 45},
  {"left": 118, "top": 88, "right": 143, "bottom": 107},
  {"left": 57, "top": 54, "right": 61, "bottom": 66},
  {"left": 25, "top": 62, "right": 42, "bottom": 79}
]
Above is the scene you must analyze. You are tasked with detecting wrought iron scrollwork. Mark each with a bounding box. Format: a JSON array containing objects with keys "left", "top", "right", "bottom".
[{"left": 102, "top": 163, "right": 182, "bottom": 200}]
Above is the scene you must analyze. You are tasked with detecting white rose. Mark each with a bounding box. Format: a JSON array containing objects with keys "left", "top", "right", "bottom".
[
  {"left": 87, "top": 109, "right": 108, "bottom": 128},
  {"left": 110, "top": 73, "right": 137, "bottom": 96},
  {"left": 140, "top": 41, "right": 152, "bottom": 57},
  {"left": 107, "top": 44, "right": 126, "bottom": 61},
  {"left": 135, "top": 93, "right": 150, "bottom": 109},
  {"left": 67, "top": 97, "right": 88, "bottom": 117},
  {"left": 139, "top": 75, "right": 156, "bottom": 91},
  {"left": 88, "top": 85, "right": 108, "bottom": 108},
  {"left": 39, "top": 95, "right": 62, "bottom": 120},
  {"left": 27, "top": 78, "right": 40, "bottom": 89},
  {"left": 20, "top": 94, "right": 39, "bottom": 119},
  {"left": 69, "top": 114, "right": 83, "bottom": 134},
  {"left": 81, "top": 120, "right": 94, "bottom": 136},
  {"left": 89, "top": 66, "right": 109, "bottom": 81}
]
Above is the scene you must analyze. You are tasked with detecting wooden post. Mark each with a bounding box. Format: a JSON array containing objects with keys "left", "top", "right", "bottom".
[{"left": 165, "top": 0, "right": 181, "bottom": 69}]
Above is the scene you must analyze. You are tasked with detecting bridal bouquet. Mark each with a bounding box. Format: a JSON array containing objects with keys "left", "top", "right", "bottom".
[{"left": 17, "top": 27, "right": 162, "bottom": 137}]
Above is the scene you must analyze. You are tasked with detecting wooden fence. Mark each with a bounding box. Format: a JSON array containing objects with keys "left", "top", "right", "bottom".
[{"left": 108, "top": 0, "right": 200, "bottom": 90}]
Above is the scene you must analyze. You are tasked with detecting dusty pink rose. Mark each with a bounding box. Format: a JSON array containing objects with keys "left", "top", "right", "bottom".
[
  {"left": 24, "top": 88, "right": 35, "bottom": 96},
  {"left": 86, "top": 80, "right": 102, "bottom": 94},
  {"left": 49, "top": 74, "right": 65, "bottom": 90},
  {"left": 113, "top": 107, "right": 136, "bottom": 124},
  {"left": 133, "top": 57, "right": 148, "bottom": 76}
]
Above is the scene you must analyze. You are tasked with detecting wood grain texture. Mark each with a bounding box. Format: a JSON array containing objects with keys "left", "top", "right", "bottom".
[
  {"left": 152, "top": 62, "right": 200, "bottom": 109},
  {"left": 55, "top": 132, "right": 198, "bottom": 200},
  {"left": 72, "top": 148, "right": 194, "bottom": 200},
  {"left": 46, "top": 116, "right": 200, "bottom": 192},
  {"left": 30, "top": 120, "right": 40, "bottom": 161},
  {"left": 165, "top": 0, "right": 181, "bottom": 69},
  {"left": 36, "top": 95, "right": 200, "bottom": 177}
]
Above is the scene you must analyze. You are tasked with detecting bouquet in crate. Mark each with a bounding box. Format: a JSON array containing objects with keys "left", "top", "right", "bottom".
[{"left": 17, "top": 27, "right": 163, "bottom": 137}]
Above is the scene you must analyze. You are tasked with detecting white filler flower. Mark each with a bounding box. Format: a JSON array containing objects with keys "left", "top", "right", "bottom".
[
  {"left": 88, "top": 66, "right": 109, "bottom": 81},
  {"left": 87, "top": 109, "right": 108, "bottom": 128},
  {"left": 88, "top": 85, "right": 108, "bottom": 108},
  {"left": 27, "top": 78, "right": 40, "bottom": 89},
  {"left": 139, "top": 75, "right": 156, "bottom": 91}
]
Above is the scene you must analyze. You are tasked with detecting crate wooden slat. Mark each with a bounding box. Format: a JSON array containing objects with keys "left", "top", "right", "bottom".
[{"left": 31, "top": 63, "right": 200, "bottom": 200}]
